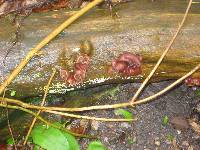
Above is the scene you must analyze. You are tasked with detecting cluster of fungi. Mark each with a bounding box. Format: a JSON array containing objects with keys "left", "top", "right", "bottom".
[
  {"left": 108, "top": 52, "right": 142, "bottom": 76},
  {"left": 185, "top": 77, "right": 200, "bottom": 86},
  {"left": 60, "top": 40, "right": 93, "bottom": 86},
  {"left": 60, "top": 43, "right": 200, "bottom": 88},
  {"left": 60, "top": 54, "right": 91, "bottom": 86},
  {"left": 60, "top": 40, "right": 143, "bottom": 86}
]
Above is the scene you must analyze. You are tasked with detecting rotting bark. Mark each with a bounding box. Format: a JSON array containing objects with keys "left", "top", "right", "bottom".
[
  {"left": 0, "top": 0, "right": 200, "bottom": 98},
  {"left": 0, "top": 0, "right": 75, "bottom": 17}
]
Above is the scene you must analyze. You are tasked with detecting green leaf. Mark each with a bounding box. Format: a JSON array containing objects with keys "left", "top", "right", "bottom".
[
  {"left": 33, "top": 145, "right": 40, "bottom": 150},
  {"left": 54, "top": 122, "right": 79, "bottom": 150},
  {"left": 31, "top": 124, "right": 79, "bottom": 150},
  {"left": 62, "top": 131, "right": 80, "bottom": 150},
  {"left": 114, "top": 109, "right": 133, "bottom": 120},
  {"left": 10, "top": 90, "right": 16, "bottom": 96},
  {"left": 162, "top": 115, "right": 169, "bottom": 126},
  {"left": 87, "top": 141, "right": 107, "bottom": 150},
  {"left": 6, "top": 138, "right": 14, "bottom": 145}
]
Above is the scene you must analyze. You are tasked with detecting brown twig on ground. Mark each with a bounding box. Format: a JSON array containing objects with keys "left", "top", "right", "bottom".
[
  {"left": 130, "top": 0, "right": 193, "bottom": 104},
  {"left": 0, "top": 0, "right": 104, "bottom": 95},
  {"left": 23, "top": 68, "right": 56, "bottom": 145},
  {"left": 1, "top": 64, "right": 199, "bottom": 112}
]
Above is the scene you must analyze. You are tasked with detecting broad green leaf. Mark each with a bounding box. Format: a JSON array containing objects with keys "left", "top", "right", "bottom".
[
  {"left": 10, "top": 90, "right": 16, "bottom": 96},
  {"left": 53, "top": 122, "right": 79, "bottom": 150},
  {"left": 162, "top": 115, "right": 169, "bottom": 126},
  {"left": 62, "top": 131, "right": 80, "bottom": 150},
  {"left": 114, "top": 109, "right": 133, "bottom": 120},
  {"left": 33, "top": 145, "right": 40, "bottom": 150},
  {"left": 87, "top": 141, "right": 106, "bottom": 150},
  {"left": 31, "top": 124, "right": 79, "bottom": 150}
]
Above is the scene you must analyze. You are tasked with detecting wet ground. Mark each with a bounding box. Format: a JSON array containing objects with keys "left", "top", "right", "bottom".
[
  {"left": 74, "top": 81, "right": 200, "bottom": 150},
  {"left": 0, "top": 80, "right": 200, "bottom": 149}
]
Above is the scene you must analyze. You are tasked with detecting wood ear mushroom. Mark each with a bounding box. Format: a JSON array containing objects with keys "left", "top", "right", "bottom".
[{"left": 109, "top": 52, "right": 142, "bottom": 76}]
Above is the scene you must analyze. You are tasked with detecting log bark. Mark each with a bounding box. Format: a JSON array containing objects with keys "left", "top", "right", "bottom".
[{"left": 0, "top": 0, "right": 200, "bottom": 98}]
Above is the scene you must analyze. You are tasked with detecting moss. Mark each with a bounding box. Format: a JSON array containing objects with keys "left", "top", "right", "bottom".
[{"left": 94, "top": 85, "right": 120, "bottom": 100}]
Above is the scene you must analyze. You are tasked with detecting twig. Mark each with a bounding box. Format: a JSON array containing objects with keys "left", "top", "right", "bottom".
[
  {"left": 0, "top": 103, "right": 93, "bottom": 138},
  {"left": 44, "top": 110, "right": 135, "bottom": 122},
  {"left": 0, "top": 96, "right": 129, "bottom": 112},
  {"left": 133, "top": 64, "right": 200, "bottom": 105},
  {"left": 0, "top": 0, "right": 104, "bottom": 95},
  {"left": 2, "top": 90, "right": 17, "bottom": 150},
  {"left": 130, "top": 0, "right": 193, "bottom": 104},
  {"left": 1, "top": 63, "right": 199, "bottom": 112},
  {"left": 23, "top": 68, "right": 56, "bottom": 145}
]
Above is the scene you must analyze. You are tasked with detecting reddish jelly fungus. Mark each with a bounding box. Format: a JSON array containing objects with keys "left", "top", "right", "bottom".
[
  {"left": 60, "top": 54, "right": 91, "bottom": 86},
  {"left": 185, "top": 77, "right": 200, "bottom": 86},
  {"left": 109, "top": 52, "right": 142, "bottom": 76}
]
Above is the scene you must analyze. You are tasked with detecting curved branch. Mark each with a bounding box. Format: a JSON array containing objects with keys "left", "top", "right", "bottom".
[{"left": 130, "top": 0, "right": 193, "bottom": 104}]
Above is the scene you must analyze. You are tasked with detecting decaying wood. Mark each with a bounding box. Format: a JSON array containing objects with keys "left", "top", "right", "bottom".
[
  {"left": 0, "top": 0, "right": 74, "bottom": 17},
  {"left": 0, "top": 0, "right": 200, "bottom": 98}
]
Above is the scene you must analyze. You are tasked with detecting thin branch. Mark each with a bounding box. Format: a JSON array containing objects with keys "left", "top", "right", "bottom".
[
  {"left": 133, "top": 64, "right": 200, "bottom": 105},
  {"left": 1, "top": 63, "right": 199, "bottom": 112},
  {"left": 0, "top": 96, "right": 129, "bottom": 112},
  {"left": 2, "top": 89, "right": 17, "bottom": 150},
  {"left": 44, "top": 110, "right": 135, "bottom": 122},
  {"left": 130, "top": 0, "right": 193, "bottom": 104},
  {"left": 23, "top": 68, "right": 56, "bottom": 145},
  {"left": 0, "top": 0, "right": 104, "bottom": 94},
  {"left": 0, "top": 103, "right": 93, "bottom": 138}
]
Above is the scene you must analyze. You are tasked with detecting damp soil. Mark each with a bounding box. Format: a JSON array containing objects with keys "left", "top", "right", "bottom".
[
  {"left": 74, "top": 81, "right": 200, "bottom": 150},
  {"left": 1, "top": 80, "right": 199, "bottom": 149}
]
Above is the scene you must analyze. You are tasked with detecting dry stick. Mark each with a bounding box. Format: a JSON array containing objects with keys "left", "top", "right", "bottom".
[
  {"left": 0, "top": 96, "right": 129, "bottom": 112},
  {"left": 2, "top": 90, "right": 17, "bottom": 150},
  {"left": 0, "top": 99, "right": 132, "bottom": 121},
  {"left": 0, "top": 104, "right": 93, "bottom": 138},
  {"left": 0, "top": 0, "right": 104, "bottom": 95},
  {"left": 23, "top": 68, "right": 56, "bottom": 145},
  {"left": 134, "top": 64, "right": 200, "bottom": 105},
  {"left": 1, "top": 63, "right": 199, "bottom": 112},
  {"left": 130, "top": 0, "right": 193, "bottom": 104},
  {"left": 44, "top": 110, "right": 135, "bottom": 122},
  {"left": 0, "top": 97, "right": 133, "bottom": 121}
]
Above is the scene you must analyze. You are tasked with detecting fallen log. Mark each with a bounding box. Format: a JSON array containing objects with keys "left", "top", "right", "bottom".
[{"left": 0, "top": 0, "right": 200, "bottom": 98}]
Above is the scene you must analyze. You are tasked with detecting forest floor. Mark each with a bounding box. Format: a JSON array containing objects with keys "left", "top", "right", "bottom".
[
  {"left": 0, "top": 81, "right": 199, "bottom": 150},
  {"left": 75, "top": 81, "right": 200, "bottom": 150}
]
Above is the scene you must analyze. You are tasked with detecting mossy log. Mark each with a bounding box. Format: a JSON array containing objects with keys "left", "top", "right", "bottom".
[{"left": 0, "top": 0, "right": 200, "bottom": 98}]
